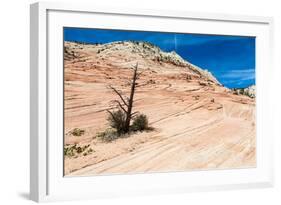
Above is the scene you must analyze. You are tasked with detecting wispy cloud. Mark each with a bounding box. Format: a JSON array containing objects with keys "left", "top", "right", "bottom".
[
  {"left": 218, "top": 68, "right": 255, "bottom": 87},
  {"left": 220, "top": 69, "right": 255, "bottom": 80}
]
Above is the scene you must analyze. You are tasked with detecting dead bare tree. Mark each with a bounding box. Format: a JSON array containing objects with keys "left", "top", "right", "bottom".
[{"left": 107, "top": 63, "right": 142, "bottom": 133}]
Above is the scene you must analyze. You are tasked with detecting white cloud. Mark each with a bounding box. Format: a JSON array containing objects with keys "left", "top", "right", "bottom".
[{"left": 220, "top": 68, "right": 255, "bottom": 80}]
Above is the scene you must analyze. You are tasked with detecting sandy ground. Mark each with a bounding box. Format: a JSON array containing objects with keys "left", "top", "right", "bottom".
[{"left": 64, "top": 41, "right": 256, "bottom": 176}]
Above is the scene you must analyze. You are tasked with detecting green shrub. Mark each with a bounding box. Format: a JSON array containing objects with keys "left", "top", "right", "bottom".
[
  {"left": 87, "top": 148, "right": 94, "bottom": 153},
  {"left": 83, "top": 147, "right": 94, "bottom": 156},
  {"left": 96, "top": 128, "right": 118, "bottom": 142},
  {"left": 71, "top": 128, "right": 85, "bottom": 136},
  {"left": 131, "top": 114, "right": 148, "bottom": 131},
  {"left": 64, "top": 144, "right": 90, "bottom": 157},
  {"left": 64, "top": 147, "right": 75, "bottom": 157},
  {"left": 107, "top": 109, "right": 127, "bottom": 134}
]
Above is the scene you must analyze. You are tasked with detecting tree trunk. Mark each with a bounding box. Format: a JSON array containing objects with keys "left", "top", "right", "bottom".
[
  {"left": 107, "top": 63, "right": 139, "bottom": 134},
  {"left": 124, "top": 64, "right": 138, "bottom": 132}
]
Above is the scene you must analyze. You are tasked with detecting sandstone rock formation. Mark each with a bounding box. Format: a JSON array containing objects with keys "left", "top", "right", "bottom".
[{"left": 63, "top": 41, "right": 256, "bottom": 176}]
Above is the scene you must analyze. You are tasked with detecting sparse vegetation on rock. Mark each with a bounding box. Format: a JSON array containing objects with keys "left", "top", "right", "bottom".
[
  {"left": 64, "top": 144, "right": 93, "bottom": 158},
  {"left": 96, "top": 128, "right": 118, "bottom": 142},
  {"left": 131, "top": 114, "right": 149, "bottom": 131},
  {"left": 71, "top": 128, "right": 85, "bottom": 136},
  {"left": 107, "top": 109, "right": 127, "bottom": 134}
]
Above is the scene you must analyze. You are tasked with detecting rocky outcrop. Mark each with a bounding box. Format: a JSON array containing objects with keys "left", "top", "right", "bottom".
[
  {"left": 232, "top": 85, "right": 255, "bottom": 98},
  {"left": 64, "top": 41, "right": 221, "bottom": 86}
]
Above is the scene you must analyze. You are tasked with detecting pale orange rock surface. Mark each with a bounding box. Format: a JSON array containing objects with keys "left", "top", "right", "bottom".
[{"left": 63, "top": 41, "right": 255, "bottom": 176}]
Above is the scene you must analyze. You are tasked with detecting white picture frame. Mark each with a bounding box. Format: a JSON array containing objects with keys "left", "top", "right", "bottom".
[{"left": 30, "top": 1, "right": 274, "bottom": 202}]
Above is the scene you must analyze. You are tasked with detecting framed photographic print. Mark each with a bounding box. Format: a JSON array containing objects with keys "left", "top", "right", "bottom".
[{"left": 30, "top": 2, "right": 274, "bottom": 202}]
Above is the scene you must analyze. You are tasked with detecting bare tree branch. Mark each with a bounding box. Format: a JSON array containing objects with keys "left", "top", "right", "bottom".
[
  {"left": 130, "top": 111, "right": 139, "bottom": 117},
  {"left": 106, "top": 109, "right": 117, "bottom": 122},
  {"left": 131, "top": 62, "right": 138, "bottom": 70},
  {"left": 113, "top": 100, "right": 128, "bottom": 113},
  {"left": 136, "top": 83, "right": 147, "bottom": 87},
  {"left": 123, "top": 79, "right": 132, "bottom": 86},
  {"left": 136, "top": 70, "right": 144, "bottom": 79},
  {"left": 108, "top": 85, "right": 129, "bottom": 107}
]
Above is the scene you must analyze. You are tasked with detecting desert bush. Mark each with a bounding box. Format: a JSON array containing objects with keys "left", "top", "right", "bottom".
[
  {"left": 83, "top": 147, "right": 94, "bottom": 156},
  {"left": 96, "top": 128, "right": 118, "bottom": 142},
  {"left": 107, "top": 109, "right": 127, "bottom": 134},
  {"left": 131, "top": 114, "right": 148, "bottom": 131},
  {"left": 87, "top": 148, "right": 94, "bottom": 153},
  {"left": 64, "top": 144, "right": 90, "bottom": 157},
  {"left": 76, "top": 146, "right": 83, "bottom": 153},
  {"left": 71, "top": 128, "right": 85, "bottom": 136},
  {"left": 64, "top": 146, "right": 75, "bottom": 157}
]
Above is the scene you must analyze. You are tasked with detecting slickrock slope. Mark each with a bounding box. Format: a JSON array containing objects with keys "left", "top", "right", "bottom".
[{"left": 64, "top": 41, "right": 256, "bottom": 176}]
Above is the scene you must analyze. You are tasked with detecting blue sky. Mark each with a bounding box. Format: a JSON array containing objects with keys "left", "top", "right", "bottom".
[{"left": 64, "top": 27, "right": 255, "bottom": 88}]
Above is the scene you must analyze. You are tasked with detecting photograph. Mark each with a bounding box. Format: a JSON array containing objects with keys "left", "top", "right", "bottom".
[{"left": 63, "top": 27, "right": 256, "bottom": 176}]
